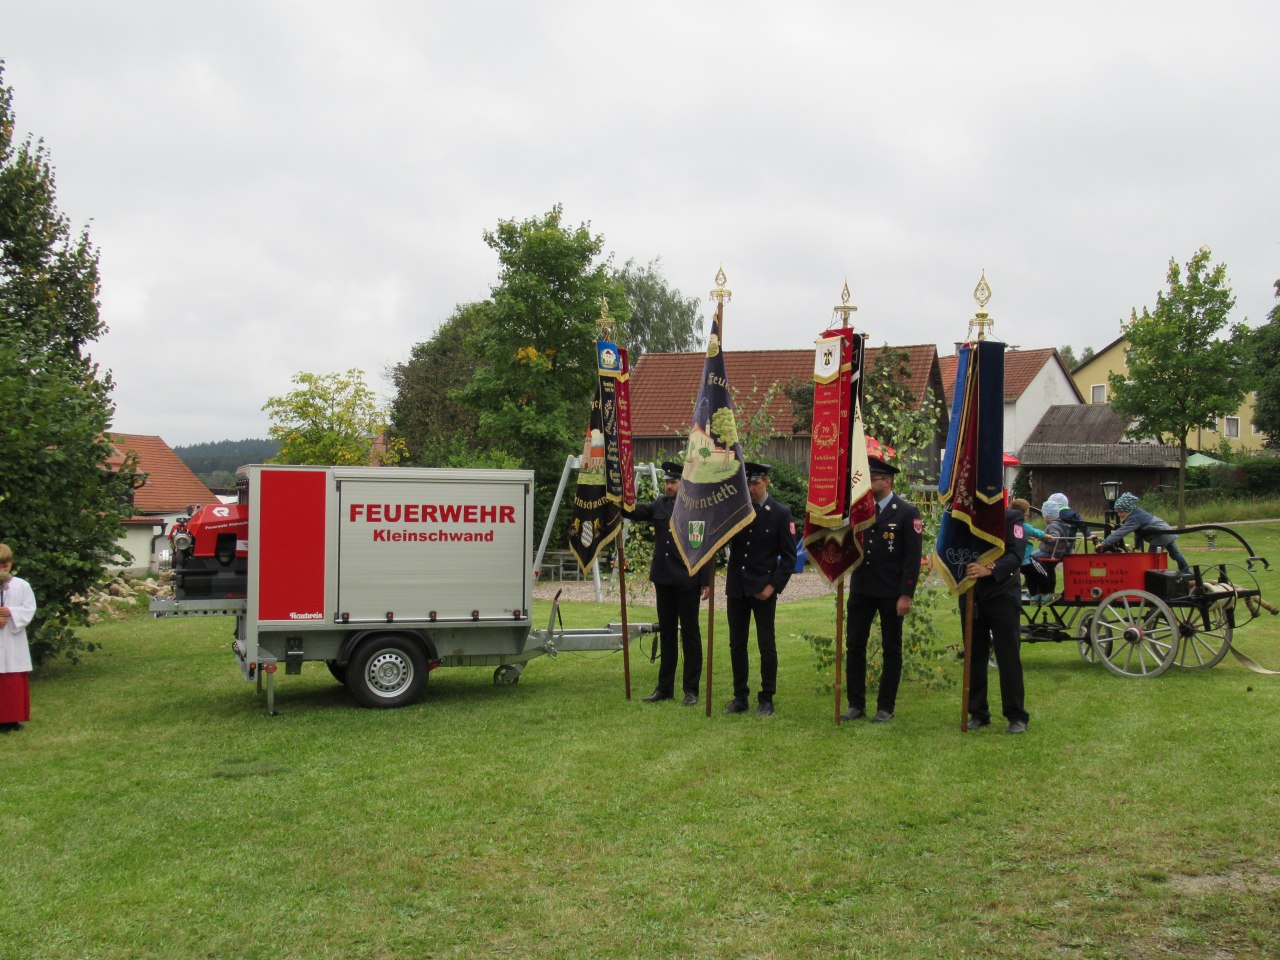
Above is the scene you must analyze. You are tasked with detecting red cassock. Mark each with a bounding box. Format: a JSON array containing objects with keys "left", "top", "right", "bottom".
[{"left": 0, "top": 671, "right": 30, "bottom": 723}]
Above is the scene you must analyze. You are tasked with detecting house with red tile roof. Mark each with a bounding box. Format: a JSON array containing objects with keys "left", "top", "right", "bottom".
[
  {"left": 1017, "top": 405, "right": 1178, "bottom": 515},
  {"left": 106, "top": 434, "right": 219, "bottom": 574},
  {"left": 938, "top": 348, "right": 1083, "bottom": 473},
  {"left": 629, "top": 344, "right": 947, "bottom": 478}
]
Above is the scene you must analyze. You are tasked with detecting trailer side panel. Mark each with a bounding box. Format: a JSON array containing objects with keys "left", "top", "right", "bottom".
[{"left": 336, "top": 476, "right": 531, "bottom": 624}]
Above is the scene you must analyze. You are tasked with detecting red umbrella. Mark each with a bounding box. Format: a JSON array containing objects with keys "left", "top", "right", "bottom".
[{"left": 866, "top": 436, "right": 896, "bottom": 460}]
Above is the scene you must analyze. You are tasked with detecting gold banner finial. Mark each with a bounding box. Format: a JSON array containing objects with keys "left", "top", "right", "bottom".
[
  {"left": 710, "top": 265, "right": 732, "bottom": 304},
  {"left": 597, "top": 296, "right": 616, "bottom": 341},
  {"left": 832, "top": 279, "right": 858, "bottom": 330},
  {"left": 966, "top": 270, "right": 995, "bottom": 341}
]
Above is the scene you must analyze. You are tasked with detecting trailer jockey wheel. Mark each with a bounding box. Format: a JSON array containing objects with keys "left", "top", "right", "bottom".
[
  {"left": 493, "top": 664, "right": 522, "bottom": 685},
  {"left": 346, "top": 635, "right": 429, "bottom": 708}
]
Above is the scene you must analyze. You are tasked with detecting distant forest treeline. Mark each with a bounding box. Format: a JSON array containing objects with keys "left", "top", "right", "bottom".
[{"left": 174, "top": 438, "right": 280, "bottom": 489}]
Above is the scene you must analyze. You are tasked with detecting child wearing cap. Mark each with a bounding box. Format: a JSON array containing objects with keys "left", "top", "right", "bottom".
[
  {"left": 1096, "top": 492, "right": 1190, "bottom": 573},
  {"left": 1022, "top": 499, "right": 1077, "bottom": 600},
  {"left": 1045, "top": 492, "right": 1090, "bottom": 539}
]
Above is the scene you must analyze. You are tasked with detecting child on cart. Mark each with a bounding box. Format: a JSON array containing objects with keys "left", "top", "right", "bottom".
[
  {"left": 1024, "top": 499, "right": 1079, "bottom": 601},
  {"left": 1094, "top": 492, "right": 1191, "bottom": 573},
  {"left": 1045, "top": 492, "right": 1090, "bottom": 539},
  {"left": 1010, "top": 498, "right": 1046, "bottom": 596}
]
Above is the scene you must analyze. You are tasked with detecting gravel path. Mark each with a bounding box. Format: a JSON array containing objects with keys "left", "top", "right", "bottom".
[{"left": 533, "top": 567, "right": 840, "bottom": 606}]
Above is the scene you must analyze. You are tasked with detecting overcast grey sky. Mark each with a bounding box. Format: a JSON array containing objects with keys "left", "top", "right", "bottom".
[{"left": 6, "top": 1, "right": 1278, "bottom": 446}]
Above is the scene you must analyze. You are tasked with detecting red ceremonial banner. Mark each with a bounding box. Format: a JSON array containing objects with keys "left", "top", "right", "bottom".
[
  {"left": 616, "top": 348, "right": 635, "bottom": 511},
  {"left": 803, "top": 328, "right": 874, "bottom": 584},
  {"left": 805, "top": 331, "right": 854, "bottom": 524},
  {"left": 804, "top": 396, "right": 876, "bottom": 583}
]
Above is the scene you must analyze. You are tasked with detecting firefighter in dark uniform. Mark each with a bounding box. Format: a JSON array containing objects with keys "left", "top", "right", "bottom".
[
  {"left": 632, "top": 462, "right": 705, "bottom": 706},
  {"left": 964, "top": 506, "right": 1030, "bottom": 734},
  {"left": 724, "top": 462, "right": 797, "bottom": 717},
  {"left": 842, "top": 456, "right": 923, "bottom": 724}
]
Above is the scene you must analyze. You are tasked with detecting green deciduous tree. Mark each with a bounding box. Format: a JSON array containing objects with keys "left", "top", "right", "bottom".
[
  {"left": 0, "top": 63, "right": 137, "bottom": 666},
  {"left": 457, "top": 206, "right": 628, "bottom": 517},
  {"left": 1057, "top": 344, "right": 1095, "bottom": 370},
  {"left": 1108, "top": 246, "right": 1248, "bottom": 523},
  {"left": 389, "top": 301, "right": 493, "bottom": 466},
  {"left": 1249, "top": 280, "right": 1280, "bottom": 447},
  {"left": 263, "top": 368, "right": 405, "bottom": 466},
  {"left": 613, "top": 257, "right": 703, "bottom": 362}
]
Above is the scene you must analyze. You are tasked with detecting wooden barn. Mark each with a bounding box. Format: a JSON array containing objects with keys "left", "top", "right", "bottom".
[{"left": 1017, "top": 405, "right": 1180, "bottom": 517}]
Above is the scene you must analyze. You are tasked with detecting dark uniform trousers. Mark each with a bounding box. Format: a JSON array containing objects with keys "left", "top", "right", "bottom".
[
  {"left": 845, "top": 494, "right": 922, "bottom": 714},
  {"left": 966, "top": 508, "right": 1030, "bottom": 724},
  {"left": 654, "top": 584, "right": 702, "bottom": 696},
  {"left": 724, "top": 495, "right": 796, "bottom": 704},
  {"left": 846, "top": 595, "right": 903, "bottom": 713},
  {"left": 631, "top": 494, "right": 703, "bottom": 697},
  {"left": 727, "top": 593, "right": 778, "bottom": 702}
]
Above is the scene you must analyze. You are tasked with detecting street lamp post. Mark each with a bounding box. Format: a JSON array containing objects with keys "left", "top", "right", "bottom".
[{"left": 1100, "top": 480, "right": 1121, "bottom": 537}]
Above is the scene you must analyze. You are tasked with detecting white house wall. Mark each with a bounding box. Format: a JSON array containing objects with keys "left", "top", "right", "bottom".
[{"left": 1005, "top": 362, "right": 1082, "bottom": 454}]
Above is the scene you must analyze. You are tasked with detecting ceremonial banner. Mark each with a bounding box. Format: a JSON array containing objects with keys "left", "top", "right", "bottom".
[
  {"left": 616, "top": 348, "right": 636, "bottom": 511},
  {"left": 596, "top": 340, "right": 635, "bottom": 513},
  {"left": 803, "top": 330, "right": 875, "bottom": 583},
  {"left": 568, "top": 356, "right": 622, "bottom": 572},
  {"left": 933, "top": 339, "right": 1007, "bottom": 593},
  {"left": 669, "top": 301, "right": 755, "bottom": 576},
  {"left": 805, "top": 331, "right": 855, "bottom": 524}
]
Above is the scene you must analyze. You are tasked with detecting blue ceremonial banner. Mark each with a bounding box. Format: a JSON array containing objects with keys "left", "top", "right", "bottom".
[
  {"left": 568, "top": 345, "right": 622, "bottom": 572},
  {"left": 934, "top": 339, "right": 1007, "bottom": 593},
  {"left": 669, "top": 300, "right": 755, "bottom": 576}
]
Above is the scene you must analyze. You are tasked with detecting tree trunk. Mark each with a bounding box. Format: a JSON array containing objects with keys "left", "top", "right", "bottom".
[{"left": 1177, "top": 440, "right": 1188, "bottom": 526}]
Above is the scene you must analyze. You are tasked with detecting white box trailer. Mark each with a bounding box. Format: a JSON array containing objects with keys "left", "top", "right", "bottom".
[{"left": 151, "top": 464, "right": 650, "bottom": 712}]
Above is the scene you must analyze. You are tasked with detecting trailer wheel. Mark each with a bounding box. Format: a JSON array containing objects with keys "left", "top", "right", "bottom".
[
  {"left": 493, "top": 664, "right": 522, "bottom": 685},
  {"left": 346, "top": 635, "right": 428, "bottom": 708},
  {"left": 326, "top": 660, "right": 347, "bottom": 684}
]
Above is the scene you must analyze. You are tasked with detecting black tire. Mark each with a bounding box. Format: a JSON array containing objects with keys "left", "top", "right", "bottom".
[
  {"left": 326, "top": 660, "right": 347, "bottom": 684},
  {"left": 345, "top": 635, "right": 429, "bottom": 708}
]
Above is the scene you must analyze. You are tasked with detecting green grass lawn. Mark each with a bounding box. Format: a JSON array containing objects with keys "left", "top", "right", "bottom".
[{"left": 4, "top": 525, "right": 1280, "bottom": 959}]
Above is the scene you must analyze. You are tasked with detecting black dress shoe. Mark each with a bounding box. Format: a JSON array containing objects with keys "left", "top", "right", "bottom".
[
  {"left": 967, "top": 715, "right": 991, "bottom": 729},
  {"left": 642, "top": 690, "right": 673, "bottom": 703},
  {"left": 839, "top": 707, "right": 865, "bottom": 721},
  {"left": 682, "top": 692, "right": 699, "bottom": 706},
  {"left": 870, "top": 709, "right": 894, "bottom": 724},
  {"left": 755, "top": 700, "right": 775, "bottom": 717},
  {"left": 1006, "top": 719, "right": 1029, "bottom": 734},
  {"left": 724, "top": 698, "right": 749, "bottom": 715}
]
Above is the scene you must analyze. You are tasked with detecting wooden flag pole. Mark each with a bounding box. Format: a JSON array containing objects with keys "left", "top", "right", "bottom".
[
  {"left": 961, "top": 588, "right": 975, "bottom": 731},
  {"left": 618, "top": 550, "right": 632, "bottom": 700},
  {"left": 704, "top": 576, "right": 716, "bottom": 718},
  {"left": 834, "top": 579, "right": 845, "bottom": 725},
  {"left": 831, "top": 281, "right": 857, "bottom": 727}
]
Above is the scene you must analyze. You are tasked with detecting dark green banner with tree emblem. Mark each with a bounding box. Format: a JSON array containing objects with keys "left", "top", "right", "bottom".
[{"left": 669, "top": 299, "right": 755, "bottom": 576}]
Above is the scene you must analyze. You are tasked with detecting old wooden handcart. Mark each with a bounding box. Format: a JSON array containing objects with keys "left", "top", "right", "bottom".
[{"left": 1019, "top": 525, "right": 1275, "bottom": 678}]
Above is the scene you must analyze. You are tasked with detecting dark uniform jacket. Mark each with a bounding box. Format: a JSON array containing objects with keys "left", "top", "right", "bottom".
[
  {"left": 972, "top": 508, "right": 1026, "bottom": 603},
  {"left": 630, "top": 495, "right": 700, "bottom": 588},
  {"left": 724, "top": 495, "right": 797, "bottom": 598},
  {"left": 849, "top": 493, "right": 923, "bottom": 599}
]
